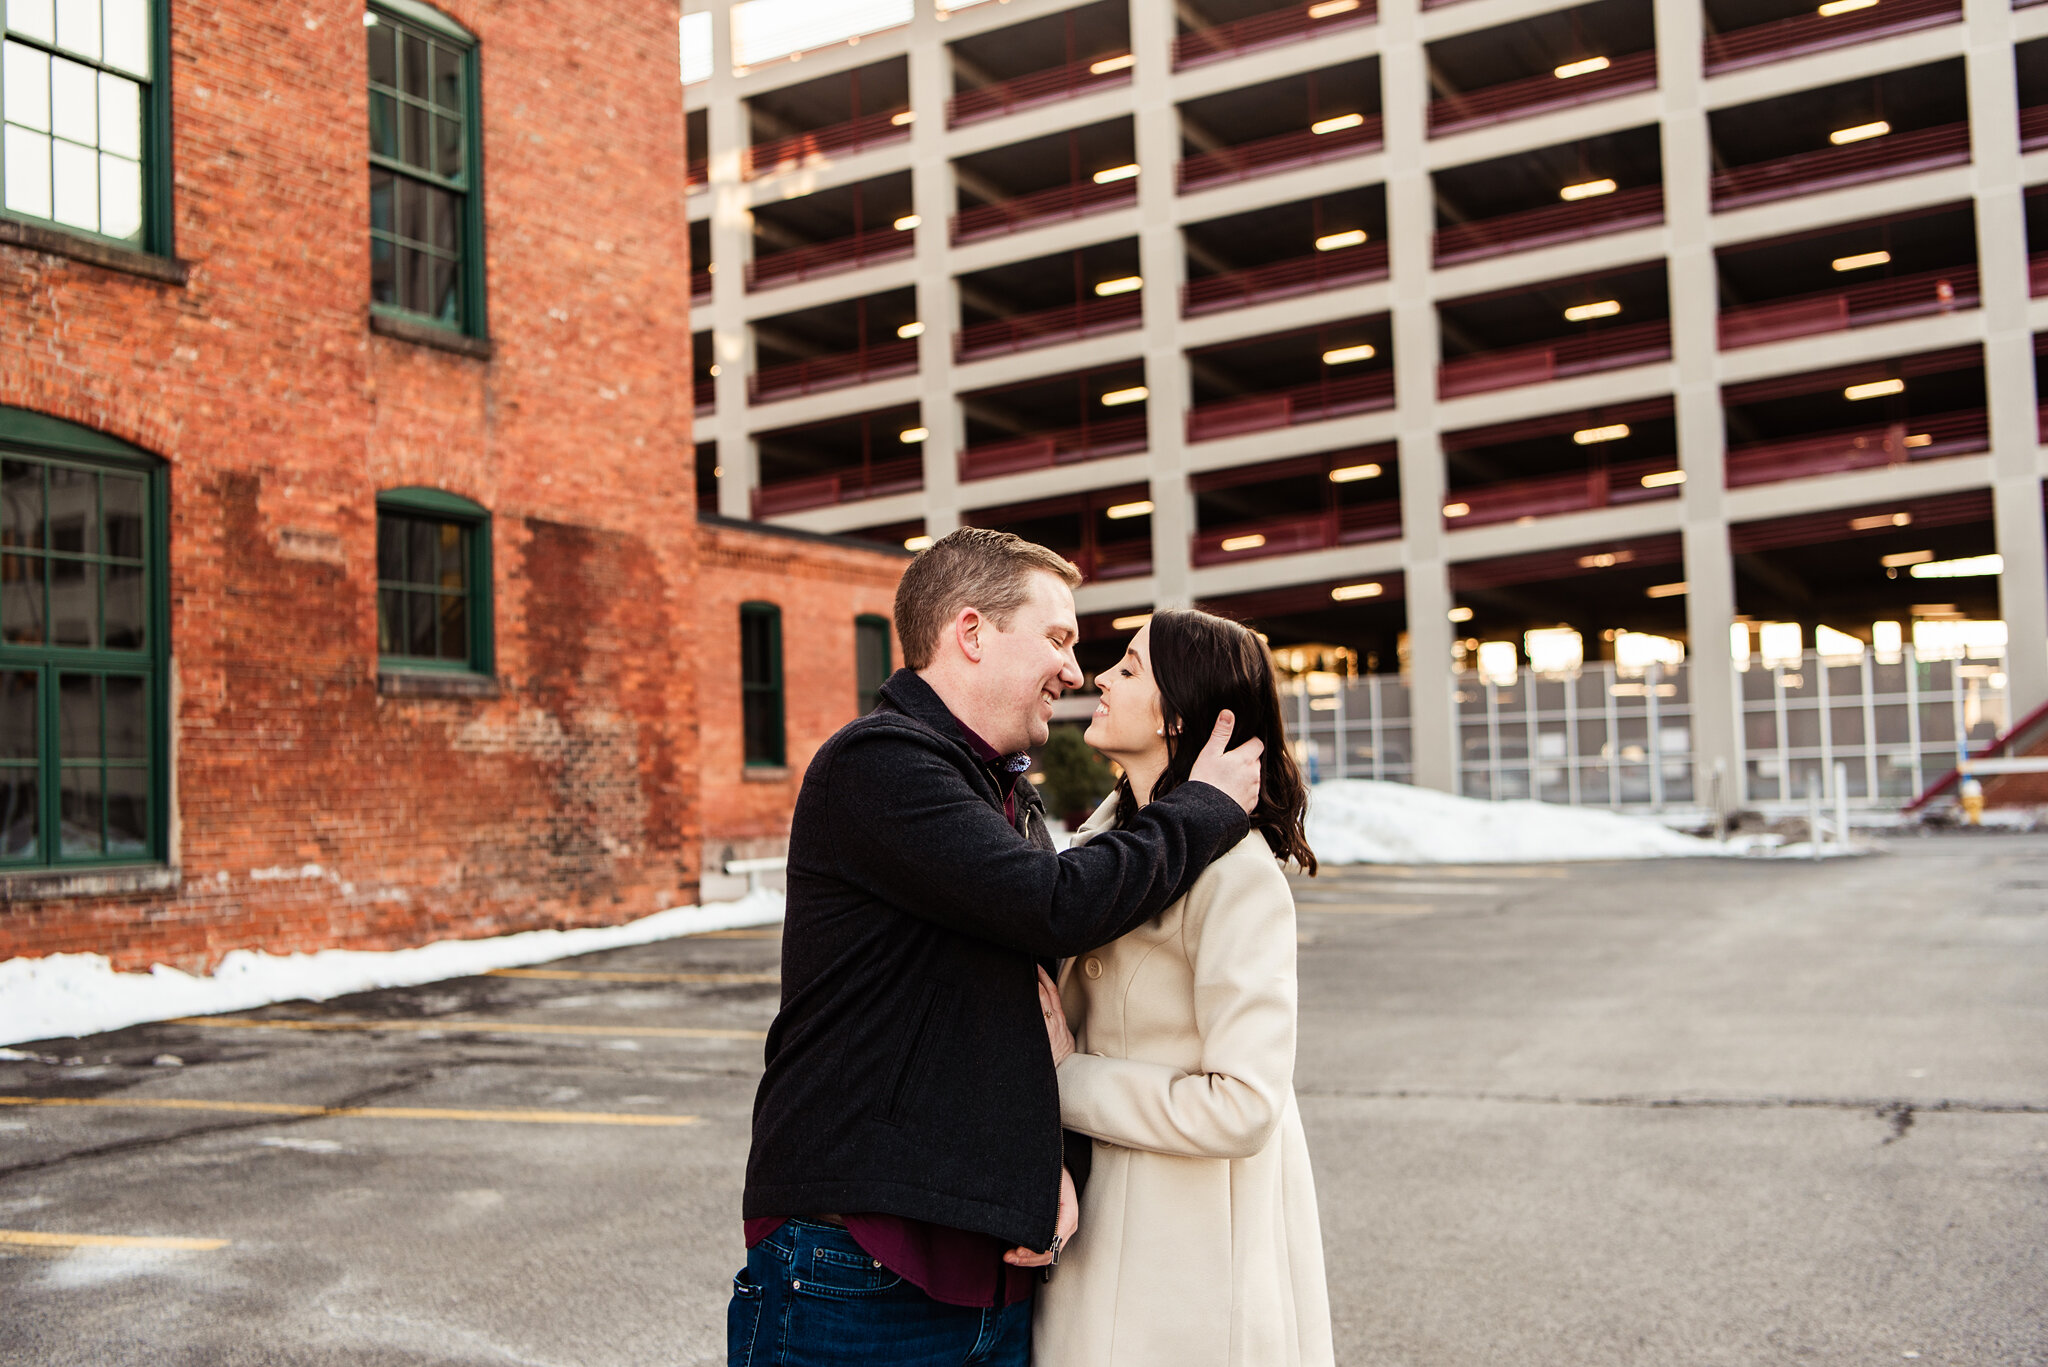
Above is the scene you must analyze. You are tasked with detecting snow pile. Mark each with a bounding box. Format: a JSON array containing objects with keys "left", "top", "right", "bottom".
[
  {"left": 1305, "top": 779, "right": 1736, "bottom": 865},
  {"left": 0, "top": 890, "right": 784, "bottom": 1049}
]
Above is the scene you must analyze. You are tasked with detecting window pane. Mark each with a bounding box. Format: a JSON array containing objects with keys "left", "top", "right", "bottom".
[
  {"left": 398, "top": 244, "right": 428, "bottom": 313},
  {"left": 53, "top": 0, "right": 96, "bottom": 60},
  {"left": 744, "top": 693, "right": 777, "bottom": 764},
  {"left": 58, "top": 672, "right": 97, "bottom": 758},
  {"left": 50, "top": 556, "right": 93, "bottom": 646},
  {"left": 438, "top": 590, "right": 466, "bottom": 660},
  {"left": 429, "top": 255, "right": 458, "bottom": 322},
  {"left": 96, "top": 71, "right": 139, "bottom": 157},
  {"left": 47, "top": 465, "right": 93, "bottom": 553},
  {"left": 103, "top": 472, "right": 142, "bottom": 557},
  {"left": 59, "top": 764, "right": 99, "bottom": 855},
  {"left": 433, "top": 113, "right": 460, "bottom": 177},
  {"left": 7, "top": 0, "right": 56, "bottom": 44},
  {"left": 370, "top": 235, "right": 395, "bottom": 303},
  {"left": 3, "top": 40, "right": 50, "bottom": 130},
  {"left": 3, "top": 459, "right": 44, "bottom": 548},
  {"left": 394, "top": 174, "right": 425, "bottom": 242},
  {"left": 103, "top": 676, "right": 143, "bottom": 759},
  {"left": 426, "top": 181, "right": 458, "bottom": 250},
  {"left": 0, "top": 769, "right": 36, "bottom": 859},
  {"left": 369, "top": 166, "right": 393, "bottom": 232},
  {"left": 401, "top": 100, "right": 428, "bottom": 169},
  {"left": 377, "top": 586, "right": 400, "bottom": 653},
  {"left": 406, "top": 589, "right": 434, "bottom": 655},
  {"left": 49, "top": 53, "right": 93, "bottom": 143},
  {"left": 404, "top": 517, "right": 434, "bottom": 586},
  {"left": 432, "top": 44, "right": 460, "bottom": 109},
  {"left": 0, "top": 670, "right": 35, "bottom": 760},
  {"left": 369, "top": 89, "right": 397, "bottom": 156},
  {"left": 97, "top": 151, "right": 139, "bottom": 238},
  {"left": 105, "top": 764, "right": 145, "bottom": 854},
  {"left": 101, "top": 0, "right": 148, "bottom": 77},
  {"left": 399, "top": 30, "right": 427, "bottom": 99},
  {"left": 103, "top": 560, "right": 142, "bottom": 648},
  {"left": 50, "top": 134, "right": 96, "bottom": 228},
  {"left": 4, "top": 125, "right": 52, "bottom": 218},
  {"left": 376, "top": 514, "right": 401, "bottom": 580},
  {"left": 367, "top": 16, "right": 395, "bottom": 86},
  {"left": 2, "top": 555, "right": 43, "bottom": 644},
  {"left": 436, "top": 521, "right": 464, "bottom": 588}
]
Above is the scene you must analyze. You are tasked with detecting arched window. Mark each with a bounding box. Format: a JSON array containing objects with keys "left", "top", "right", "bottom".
[
  {"left": 740, "top": 602, "right": 784, "bottom": 767},
  {"left": 376, "top": 487, "right": 491, "bottom": 675},
  {"left": 0, "top": 406, "right": 166, "bottom": 867}
]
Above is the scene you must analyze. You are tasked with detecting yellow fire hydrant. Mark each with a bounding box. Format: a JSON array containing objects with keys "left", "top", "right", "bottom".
[{"left": 1957, "top": 776, "right": 1985, "bottom": 826}]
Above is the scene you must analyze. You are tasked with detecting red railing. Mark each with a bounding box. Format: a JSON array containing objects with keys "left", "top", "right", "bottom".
[
  {"left": 686, "top": 157, "right": 708, "bottom": 188},
  {"left": 743, "top": 108, "right": 912, "bottom": 179},
  {"left": 1710, "top": 122, "right": 1970, "bottom": 211},
  {"left": 1724, "top": 410, "right": 1987, "bottom": 488},
  {"left": 1186, "top": 371, "right": 1395, "bottom": 442},
  {"left": 749, "top": 341, "right": 919, "bottom": 404},
  {"left": 691, "top": 268, "right": 712, "bottom": 302},
  {"left": 1433, "top": 185, "right": 1662, "bottom": 266},
  {"left": 2032, "top": 252, "right": 2048, "bottom": 298},
  {"left": 1075, "top": 538, "right": 1154, "bottom": 582},
  {"left": 951, "top": 178, "right": 1138, "bottom": 245},
  {"left": 958, "top": 416, "right": 1149, "bottom": 480},
  {"left": 1428, "top": 50, "right": 1657, "bottom": 137},
  {"left": 1718, "top": 265, "right": 1979, "bottom": 349},
  {"left": 1177, "top": 117, "right": 1383, "bottom": 193},
  {"left": 1438, "top": 320, "right": 1671, "bottom": 399},
  {"left": 948, "top": 57, "right": 1133, "bottom": 127},
  {"left": 750, "top": 455, "right": 925, "bottom": 517},
  {"left": 694, "top": 379, "right": 715, "bottom": 413},
  {"left": 1443, "top": 457, "right": 1680, "bottom": 529},
  {"left": 2022, "top": 105, "right": 2048, "bottom": 151},
  {"left": 1190, "top": 501, "right": 1401, "bottom": 565},
  {"left": 1182, "top": 242, "right": 1389, "bottom": 317},
  {"left": 746, "top": 228, "right": 916, "bottom": 291},
  {"left": 1172, "top": 0, "right": 1377, "bottom": 70},
  {"left": 954, "top": 294, "right": 1143, "bottom": 362},
  {"left": 1705, "top": 0, "right": 1961, "bottom": 74}
]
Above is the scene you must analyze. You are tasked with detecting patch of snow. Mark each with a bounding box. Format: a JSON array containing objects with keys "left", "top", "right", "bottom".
[{"left": 0, "top": 890, "right": 784, "bottom": 1049}]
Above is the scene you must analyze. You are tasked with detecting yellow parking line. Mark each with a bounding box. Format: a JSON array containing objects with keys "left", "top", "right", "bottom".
[
  {"left": 0, "top": 1229, "right": 228, "bottom": 1251},
  {"left": 486, "top": 968, "right": 778, "bottom": 984},
  {"left": 168, "top": 1016, "right": 765, "bottom": 1041},
  {"left": 0, "top": 1096, "right": 698, "bottom": 1127}
]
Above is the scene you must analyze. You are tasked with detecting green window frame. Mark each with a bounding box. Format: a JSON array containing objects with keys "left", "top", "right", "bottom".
[
  {"left": 366, "top": 0, "right": 485, "bottom": 337},
  {"left": 376, "top": 487, "right": 492, "bottom": 675},
  {"left": 855, "top": 613, "right": 890, "bottom": 715},
  {"left": 741, "top": 601, "right": 784, "bottom": 768},
  {"left": 1, "top": 0, "right": 174, "bottom": 254},
  {"left": 0, "top": 405, "right": 168, "bottom": 871}
]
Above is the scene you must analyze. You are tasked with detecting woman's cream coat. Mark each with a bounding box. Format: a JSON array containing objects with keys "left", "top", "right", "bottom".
[{"left": 1034, "top": 795, "right": 1334, "bottom": 1367}]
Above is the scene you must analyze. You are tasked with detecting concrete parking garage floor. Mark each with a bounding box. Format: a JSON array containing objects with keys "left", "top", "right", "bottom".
[{"left": 0, "top": 831, "right": 2042, "bottom": 1366}]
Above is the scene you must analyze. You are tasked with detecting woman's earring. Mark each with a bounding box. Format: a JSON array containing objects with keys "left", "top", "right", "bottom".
[{"left": 1155, "top": 727, "right": 1164, "bottom": 737}]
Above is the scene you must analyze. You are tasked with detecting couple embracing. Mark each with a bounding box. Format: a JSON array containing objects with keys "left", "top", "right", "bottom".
[{"left": 729, "top": 528, "right": 1332, "bottom": 1367}]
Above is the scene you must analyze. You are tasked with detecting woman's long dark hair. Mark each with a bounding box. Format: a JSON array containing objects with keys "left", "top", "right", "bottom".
[{"left": 1113, "top": 608, "right": 1318, "bottom": 875}]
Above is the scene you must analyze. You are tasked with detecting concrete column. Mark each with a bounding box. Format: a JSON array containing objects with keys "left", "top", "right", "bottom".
[
  {"left": 1965, "top": 0, "right": 2048, "bottom": 715},
  {"left": 908, "top": 0, "right": 962, "bottom": 539},
  {"left": 1655, "top": 0, "right": 1741, "bottom": 813},
  {"left": 1130, "top": 0, "right": 1193, "bottom": 610},
  {"left": 705, "top": 3, "right": 756, "bottom": 520},
  {"left": 1381, "top": 0, "right": 1455, "bottom": 792}
]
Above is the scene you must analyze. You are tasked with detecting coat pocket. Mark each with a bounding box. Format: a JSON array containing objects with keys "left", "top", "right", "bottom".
[{"left": 879, "top": 981, "right": 952, "bottom": 1127}]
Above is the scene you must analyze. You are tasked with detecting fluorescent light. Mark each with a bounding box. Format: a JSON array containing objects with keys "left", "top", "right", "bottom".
[
  {"left": 1574, "top": 424, "right": 1631, "bottom": 444},
  {"left": 1832, "top": 249, "right": 1890, "bottom": 271},
  {"left": 1641, "top": 470, "right": 1686, "bottom": 488},
  {"left": 893, "top": 214, "right": 921, "bottom": 230},
  {"left": 1816, "top": 625, "right": 1865, "bottom": 660},
  {"left": 1564, "top": 299, "right": 1621, "bottom": 322},
  {"left": 1111, "top": 612, "right": 1152, "bottom": 629},
  {"left": 890, "top": 110, "right": 916, "bottom": 126},
  {"left": 1315, "top": 229, "right": 1368, "bottom": 251},
  {"left": 1759, "top": 621, "right": 1802, "bottom": 668},
  {"left": 1829, "top": 120, "right": 1890, "bottom": 146},
  {"left": 1448, "top": 606, "right": 1474, "bottom": 623},
  {"left": 1645, "top": 581, "right": 1688, "bottom": 598},
  {"left": 1476, "top": 640, "right": 1518, "bottom": 686},
  {"left": 904, "top": 534, "right": 934, "bottom": 551},
  {"left": 1559, "top": 178, "right": 1617, "bottom": 201},
  {"left": 1307, "top": 0, "right": 1361, "bottom": 16},
  {"left": 1818, "top": 0, "right": 1877, "bottom": 14},
  {"left": 1910, "top": 554, "right": 2003, "bottom": 578},
  {"left": 1322, "top": 344, "right": 1376, "bottom": 364},
  {"left": 896, "top": 321, "right": 924, "bottom": 339},
  {"left": 1105, "top": 500, "right": 1154, "bottom": 519},
  {"left": 1092, "top": 163, "right": 1140, "bottom": 184},
  {"left": 898, "top": 426, "right": 929, "bottom": 443},
  {"left": 1311, "top": 113, "right": 1365, "bottom": 136},
  {"left": 1220, "top": 534, "right": 1268, "bottom": 552},
  {"left": 1881, "top": 549, "right": 1935, "bottom": 568},
  {"left": 1331, "top": 581, "right": 1383, "bottom": 601},
  {"left": 1088, "top": 53, "right": 1134, "bottom": 74},
  {"left": 1844, "top": 378, "right": 1904, "bottom": 400},
  {"left": 1554, "top": 56, "right": 1611, "bottom": 79},
  {"left": 1094, "top": 275, "right": 1143, "bottom": 296},
  {"left": 1903, "top": 433, "right": 1931, "bottom": 447},
  {"left": 1872, "top": 620, "right": 1903, "bottom": 662},
  {"left": 1100, "top": 386, "right": 1149, "bottom": 406},
  {"left": 1914, "top": 618, "right": 2007, "bottom": 660},
  {"left": 1525, "top": 627, "right": 1584, "bottom": 676},
  {"left": 1731, "top": 621, "right": 1751, "bottom": 669},
  {"left": 1616, "top": 631, "right": 1684, "bottom": 676},
  {"left": 1577, "top": 550, "right": 1635, "bottom": 568},
  {"left": 1328, "top": 463, "right": 1382, "bottom": 482},
  {"left": 1850, "top": 511, "right": 1911, "bottom": 530},
  {"left": 1443, "top": 502, "right": 1471, "bottom": 518}
]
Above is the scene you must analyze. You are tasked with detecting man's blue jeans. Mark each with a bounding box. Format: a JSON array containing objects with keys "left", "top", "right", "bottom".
[{"left": 728, "top": 1218, "right": 1031, "bottom": 1367}]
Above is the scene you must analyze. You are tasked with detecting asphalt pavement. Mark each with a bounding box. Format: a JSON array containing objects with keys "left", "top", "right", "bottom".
[{"left": 0, "top": 830, "right": 2042, "bottom": 1366}]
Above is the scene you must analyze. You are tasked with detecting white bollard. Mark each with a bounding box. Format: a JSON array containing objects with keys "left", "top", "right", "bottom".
[{"left": 1833, "top": 761, "right": 1849, "bottom": 854}]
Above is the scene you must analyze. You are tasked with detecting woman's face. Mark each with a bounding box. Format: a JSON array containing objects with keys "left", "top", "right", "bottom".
[{"left": 1084, "top": 623, "right": 1170, "bottom": 764}]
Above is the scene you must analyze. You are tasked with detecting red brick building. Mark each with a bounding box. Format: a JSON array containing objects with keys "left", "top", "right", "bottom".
[{"left": 0, "top": 0, "right": 904, "bottom": 969}]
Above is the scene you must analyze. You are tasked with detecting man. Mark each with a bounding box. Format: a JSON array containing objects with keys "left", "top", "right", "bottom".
[{"left": 730, "top": 528, "right": 1263, "bottom": 1366}]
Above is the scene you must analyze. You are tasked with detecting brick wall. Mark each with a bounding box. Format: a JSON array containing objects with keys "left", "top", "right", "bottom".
[{"left": 0, "top": 0, "right": 901, "bottom": 972}]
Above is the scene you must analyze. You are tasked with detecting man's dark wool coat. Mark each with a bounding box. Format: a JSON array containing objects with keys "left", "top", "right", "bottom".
[{"left": 742, "top": 669, "right": 1251, "bottom": 1251}]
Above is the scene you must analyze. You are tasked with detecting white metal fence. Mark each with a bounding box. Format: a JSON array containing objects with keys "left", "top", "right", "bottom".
[{"left": 1453, "top": 660, "right": 1695, "bottom": 806}]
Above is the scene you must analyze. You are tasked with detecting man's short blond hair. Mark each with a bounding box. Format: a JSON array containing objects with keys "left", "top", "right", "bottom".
[{"left": 894, "top": 528, "right": 1081, "bottom": 670}]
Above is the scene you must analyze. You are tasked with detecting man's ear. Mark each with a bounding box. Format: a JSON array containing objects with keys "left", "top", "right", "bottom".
[{"left": 953, "top": 607, "right": 986, "bottom": 663}]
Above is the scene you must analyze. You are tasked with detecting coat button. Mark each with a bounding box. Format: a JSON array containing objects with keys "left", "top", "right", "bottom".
[
  {"left": 791, "top": 1279, "right": 803, "bottom": 1290},
  {"left": 1083, "top": 957, "right": 1102, "bottom": 979}
]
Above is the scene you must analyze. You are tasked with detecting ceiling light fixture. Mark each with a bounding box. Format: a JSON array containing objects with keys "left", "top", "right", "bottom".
[
  {"left": 1094, "top": 275, "right": 1143, "bottom": 296},
  {"left": 1910, "top": 554, "right": 2003, "bottom": 578},
  {"left": 898, "top": 426, "right": 929, "bottom": 443},
  {"left": 1315, "top": 229, "right": 1368, "bottom": 251},
  {"left": 1554, "top": 56, "right": 1611, "bottom": 79},
  {"left": 1559, "top": 178, "right": 1617, "bottom": 201},
  {"left": 1645, "top": 581, "right": 1688, "bottom": 598},
  {"left": 904, "top": 534, "right": 934, "bottom": 551},
  {"left": 1573, "top": 423, "right": 1630, "bottom": 444},
  {"left": 1832, "top": 249, "right": 1890, "bottom": 271},
  {"left": 1311, "top": 112, "right": 1366, "bottom": 135},
  {"left": 1817, "top": 0, "right": 1877, "bottom": 14},
  {"left": 1111, "top": 613, "right": 1153, "bottom": 629},
  {"left": 1322, "top": 343, "right": 1376, "bottom": 364},
  {"left": 1092, "top": 163, "right": 1140, "bottom": 184},
  {"left": 1331, "top": 581, "right": 1383, "bottom": 601},
  {"left": 893, "top": 214, "right": 920, "bottom": 230},
  {"left": 1829, "top": 120, "right": 1890, "bottom": 146},
  {"left": 1578, "top": 550, "right": 1636, "bottom": 568},
  {"left": 1447, "top": 606, "right": 1474, "bottom": 622},
  {"left": 1443, "top": 502, "right": 1471, "bottom": 518},
  {"left": 1641, "top": 470, "right": 1686, "bottom": 488},
  {"left": 1307, "top": 0, "right": 1361, "bottom": 16},
  {"left": 1844, "top": 378, "right": 1904, "bottom": 400},
  {"left": 1848, "top": 511, "right": 1911, "bottom": 531},
  {"left": 1328, "top": 462, "right": 1382, "bottom": 482},
  {"left": 1100, "top": 385, "right": 1149, "bottom": 406},
  {"left": 1088, "top": 53, "right": 1135, "bottom": 74},
  {"left": 890, "top": 110, "right": 916, "bottom": 126},
  {"left": 1220, "top": 534, "right": 1268, "bottom": 552},
  {"left": 1881, "top": 550, "right": 1936, "bottom": 568},
  {"left": 1564, "top": 299, "right": 1621, "bottom": 321},
  {"left": 1105, "top": 500, "right": 1154, "bottom": 519},
  {"left": 897, "top": 321, "right": 925, "bottom": 339}
]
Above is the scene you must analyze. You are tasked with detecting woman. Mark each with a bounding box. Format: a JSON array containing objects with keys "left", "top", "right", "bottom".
[{"left": 1033, "top": 609, "right": 1333, "bottom": 1367}]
